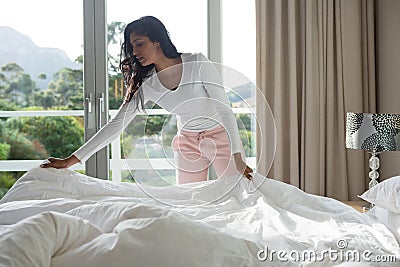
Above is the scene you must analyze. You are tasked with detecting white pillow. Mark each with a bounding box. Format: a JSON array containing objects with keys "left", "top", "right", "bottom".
[
  {"left": 368, "top": 205, "right": 400, "bottom": 242},
  {"left": 0, "top": 211, "right": 101, "bottom": 267},
  {"left": 359, "top": 175, "right": 400, "bottom": 213}
]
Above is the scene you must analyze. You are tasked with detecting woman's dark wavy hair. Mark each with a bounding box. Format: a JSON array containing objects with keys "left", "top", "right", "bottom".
[{"left": 119, "top": 16, "right": 181, "bottom": 110}]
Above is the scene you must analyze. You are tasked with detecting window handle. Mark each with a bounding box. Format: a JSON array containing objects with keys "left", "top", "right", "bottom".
[
  {"left": 84, "top": 93, "right": 93, "bottom": 129},
  {"left": 98, "top": 93, "right": 105, "bottom": 127}
]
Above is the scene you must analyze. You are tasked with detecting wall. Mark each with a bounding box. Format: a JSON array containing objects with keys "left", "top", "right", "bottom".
[{"left": 376, "top": 0, "right": 400, "bottom": 180}]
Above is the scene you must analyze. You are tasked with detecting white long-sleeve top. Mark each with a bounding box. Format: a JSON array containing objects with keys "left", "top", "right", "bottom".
[{"left": 73, "top": 52, "right": 242, "bottom": 162}]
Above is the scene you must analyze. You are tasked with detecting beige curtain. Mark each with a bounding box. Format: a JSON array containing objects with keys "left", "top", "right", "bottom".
[{"left": 255, "top": 0, "right": 376, "bottom": 200}]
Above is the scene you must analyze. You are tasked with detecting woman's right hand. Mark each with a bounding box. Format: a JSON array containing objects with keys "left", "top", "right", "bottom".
[{"left": 40, "top": 155, "right": 80, "bottom": 169}]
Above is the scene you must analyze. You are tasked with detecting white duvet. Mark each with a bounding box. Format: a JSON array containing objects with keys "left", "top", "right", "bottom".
[{"left": 0, "top": 167, "right": 399, "bottom": 267}]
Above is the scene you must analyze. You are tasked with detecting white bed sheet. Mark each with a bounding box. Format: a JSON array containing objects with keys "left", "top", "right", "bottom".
[{"left": 0, "top": 167, "right": 399, "bottom": 266}]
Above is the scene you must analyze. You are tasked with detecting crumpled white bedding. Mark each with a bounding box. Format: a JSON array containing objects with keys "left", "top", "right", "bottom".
[{"left": 0, "top": 167, "right": 399, "bottom": 267}]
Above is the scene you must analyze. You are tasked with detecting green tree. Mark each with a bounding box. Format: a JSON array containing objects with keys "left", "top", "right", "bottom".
[
  {"left": 1, "top": 63, "right": 39, "bottom": 107},
  {"left": 18, "top": 73, "right": 39, "bottom": 106},
  {"left": 0, "top": 119, "right": 47, "bottom": 160},
  {"left": 0, "top": 72, "right": 6, "bottom": 99},
  {"left": 1, "top": 63, "right": 24, "bottom": 103},
  {"left": 236, "top": 114, "right": 252, "bottom": 131},
  {"left": 38, "top": 73, "right": 47, "bottom": 80},
  {"left": 109, "top": 74, "right": 124, "bottom": 109},
  {"left": 0, "top": 99, "right": 17, "bottom": 111},
  {"left": 108, "top": 21, "right": 126, "bottom": 108},
  {"left": 0, "top": 143, "right": 10, "bottom": 160},
  {"left": 75, "top": 55, "right": 83, "bottom": 64},
  {"left": 0, "top": 173, "right": 17, "bottom": 198},
  {"left": 20, "top": 116, "right": 84, "bottom": 158},
  {"left": 124, "top": 114, "right": 173, "bottom": 137},
  {"left": 236, "top": 114, "right": 255, "bottom": 156},
  {"left": 33, "top": 89, "right": 57, "bottom": 109},
  {"left": 239, "top": 129, "right": 255, "bottom": 157},
  {"left": 1, "top": 62, "right": 23, "bottom": 74},
  {"left": 48, "top": 68, "right": 83, "bottom": 109},
  {"left": 108, "top": 21, "right": 126, "bottom": 74}
]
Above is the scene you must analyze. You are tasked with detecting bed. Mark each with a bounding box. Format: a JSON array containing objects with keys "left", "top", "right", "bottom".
[{"left": 0, "top": 167, "right": 399, "bottom": 266}]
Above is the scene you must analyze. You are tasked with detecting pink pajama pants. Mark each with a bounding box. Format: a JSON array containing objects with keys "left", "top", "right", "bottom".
[{"left": 171, "top": 125, "right": 242, "bottom": 184}]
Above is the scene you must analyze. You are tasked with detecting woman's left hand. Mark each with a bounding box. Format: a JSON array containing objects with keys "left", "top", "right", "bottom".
[{"left": 233, "top": 153, "right": 253, "bottom": 180}]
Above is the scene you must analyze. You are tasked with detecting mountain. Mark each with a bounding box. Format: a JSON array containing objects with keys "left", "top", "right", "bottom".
[
  {"left": 0, "top": 26, "right": 81, "bottom": 89},
  {"left": 227, "top": 81, "right": 256, "bottom": 106}
]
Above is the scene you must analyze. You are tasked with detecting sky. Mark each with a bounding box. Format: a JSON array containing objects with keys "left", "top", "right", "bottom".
[
  {"left": 0, "top": 0, "right": 84, "bottom": 61},
  {"left": 0, "top": 0, "right": 255, "bottom": 80}
]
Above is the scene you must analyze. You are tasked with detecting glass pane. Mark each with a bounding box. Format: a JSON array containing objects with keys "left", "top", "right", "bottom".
[
  {"left": 0, "top": 0, "right": 85, "bottom": 196},
  {"left": 222, "top": 0, "right": 256, "bottom": 82},
  {"left": 106, "top": 0, "right": 207, "bottom": 184},
  {"left": 222, "top": 0, "right": 256, "bottom": 170}
]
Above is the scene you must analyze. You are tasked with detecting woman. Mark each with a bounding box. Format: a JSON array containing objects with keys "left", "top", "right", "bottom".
[{"left": 41, "top": 16, "right": 253, "bottom": 183}]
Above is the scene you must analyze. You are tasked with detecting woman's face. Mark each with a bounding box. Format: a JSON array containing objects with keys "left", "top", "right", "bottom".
[{"left": 130, "top": 33, "right": 161, "bottom": 66}]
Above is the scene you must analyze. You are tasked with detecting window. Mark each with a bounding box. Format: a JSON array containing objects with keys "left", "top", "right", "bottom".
[
  {"left": 106, "top": 0, "right": 256, "bottom": 184},
  {"left": 106, "top": 0, "right": 208, "bottom": 184},
  {"left": 222, "top": 0, "right": 256, "bottom": 169},
  {"left": 0, "top": 0, "right": 257, "bottom": 194},
  {"left": 0, "top": 0, "right": 84, "bottom": 197}
]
